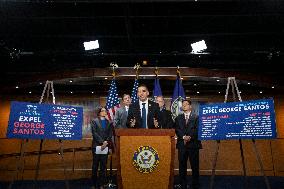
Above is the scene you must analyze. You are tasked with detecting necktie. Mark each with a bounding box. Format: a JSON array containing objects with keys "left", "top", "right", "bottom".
[
  {"left": 142, "top": 103, "right": 147, "bottom": 128},
  {"left": 185, "top": 115, "right": 189, "bottom": 125}
]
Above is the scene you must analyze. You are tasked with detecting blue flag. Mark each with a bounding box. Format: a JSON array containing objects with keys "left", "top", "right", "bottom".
[
  {"left": 131, "top": 79, "right": 139, "bottom": 103},
  {"left": 171, "top": 75, "right": 186, "bottom": 119},
  {"left": 153, "top": 77, "right": 162, "bottom": 98}
]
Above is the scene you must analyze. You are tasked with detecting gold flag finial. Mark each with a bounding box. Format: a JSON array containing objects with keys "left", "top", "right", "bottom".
[
  {"left": 177, "top": 66, "right": 181, "bottom": 77},
  {"left": 110, "top": 62, "right": 118, "bottom": 77},
  {"left": 154, "top": 67, "right": 159, "bottom": 77},
  {"left": 134, "top": 63, "right": 140, "bottom": 79}
]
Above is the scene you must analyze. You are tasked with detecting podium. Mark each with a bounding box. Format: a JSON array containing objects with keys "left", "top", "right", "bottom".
[{"left": 115, "top": 129, "right": 176, "bottom": 189}]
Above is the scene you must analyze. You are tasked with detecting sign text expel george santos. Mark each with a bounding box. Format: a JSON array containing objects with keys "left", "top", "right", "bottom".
[
  {"left": 198, "top": 99, "right": 277, "bottom": 140},
  {"left": 7, "top": 101, "right": 83, "bottom": 140}
]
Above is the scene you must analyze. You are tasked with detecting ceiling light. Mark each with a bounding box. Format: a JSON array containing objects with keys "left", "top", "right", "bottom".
[
  {"left": 191, "top": 40, "right": 207, "bottom": 53},
  {"left": 69, "top": 80, "right": 73, "bottom": 83},
  {"left": 259, "top": 91, "right": 263, "bottom": 94},
  {"left": 271, "top": 86, "right": 275, "bottom": 89},
  {"left": 247, "top": 82, "right": 251, "bottom": 85},
  {"left": 197, "top": 91, "right": 200, "bottom": 94},
  {"left": 83, "top": 40, "right": 99, "bottom": 51},
  {"left": 194, "top": 83, "right": 197, "bottom": 86},
  {"left": 29, "top": 91, "right": 32, "bottom": 94},
  {"left": 218, "top": 91, "right": 221, "bottom": 94},
  {"left": 70, "top": 91, "right": 73, "bottom": 94},
  {"left": 15, "top": 86, "right": 19, "bottom": 89},
  {"left": 91, "top": 91, "right": 94, "bottom": 94},
  {"left": 216, "top": 79, "right": 220, "bottom": 82}
]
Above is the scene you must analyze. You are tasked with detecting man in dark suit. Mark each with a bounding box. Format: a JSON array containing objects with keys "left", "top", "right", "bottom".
[
  {"left": 114, "top": 94, "right": 131, "bottom": 128},
  {"left": 175, "top": 99, "right": 202, "bottom": 189},
  {"left": 127, "top": 84, "right": 160, "bottom": 129},
  {"left": 155, "top": 95, "right": 174, "bottom": 129}
]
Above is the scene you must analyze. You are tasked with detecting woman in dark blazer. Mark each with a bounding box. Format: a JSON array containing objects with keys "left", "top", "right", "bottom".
[{"left": 91, "top": 107, "right": 113, "bottom": 189}]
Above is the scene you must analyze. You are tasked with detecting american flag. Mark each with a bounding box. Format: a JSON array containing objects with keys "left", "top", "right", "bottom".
[
  {"left": 131, "top": 79, "right": 139, "bottom": 103},
  {"left": 106, "top": 78, "right": 120, "bottom": 121}
]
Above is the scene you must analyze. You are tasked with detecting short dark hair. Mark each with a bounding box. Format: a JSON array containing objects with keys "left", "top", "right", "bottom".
[
  {"left": 122, "top": 93, "right": 130, "bottom": 99},
  {"left": 182, "top": 99, "right": 191, "bottom": 105},
  {"left": 96, "top": 106, "right": 106, "bottom": 116},
  {"left": 138, "top": 84, "right": 148, "bottom": 91}
]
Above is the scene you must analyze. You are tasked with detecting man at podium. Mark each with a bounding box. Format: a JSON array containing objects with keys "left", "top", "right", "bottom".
[{"left": 127, "top": 84, "right": 160, "bottom": 129}]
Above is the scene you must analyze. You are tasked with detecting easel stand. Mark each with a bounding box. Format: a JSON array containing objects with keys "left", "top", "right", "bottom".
[
  {"left": 209, "top": 77, "right": 271, "bottom": 189},
  {"left": 8, "top": 81, "right": 70, "bottom": 189}
]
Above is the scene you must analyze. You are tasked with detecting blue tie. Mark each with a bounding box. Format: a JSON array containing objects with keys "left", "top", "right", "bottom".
[{"left": 142, "top": 103, "right": 147, "bottom": 128}]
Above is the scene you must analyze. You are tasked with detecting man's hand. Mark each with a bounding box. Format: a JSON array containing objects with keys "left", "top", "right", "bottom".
[
  {"left": 101, "top": 141, "right": 108, "bottom": 151},
  {"left": 130, "top": 117, "right": 136, "bottom": 127},
  {"left": 183, "top": 136, "right": 191, "bottom": 145},
  {"left": 153, "top": 118, "right": 159, "bottom": 128}
]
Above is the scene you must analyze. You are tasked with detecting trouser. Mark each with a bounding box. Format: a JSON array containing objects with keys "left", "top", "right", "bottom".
[
  {"left": 92, "top": 151, "right": 108, "bottom": 187},
  {"left": 178, "top": 148, "right": 200, "bottom": 189}
]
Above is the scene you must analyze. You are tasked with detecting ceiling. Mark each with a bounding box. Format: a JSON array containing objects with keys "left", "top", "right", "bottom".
[{"left": 0, "top": 1, "right": 284, "bottom": 97}]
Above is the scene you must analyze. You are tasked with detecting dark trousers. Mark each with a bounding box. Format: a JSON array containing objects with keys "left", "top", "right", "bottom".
[
  {"left": 92, "top": 151, "right": 108, "bottom": 188},
  {"left": 178, "top": 148, "right": 200, "bottom": 189}
]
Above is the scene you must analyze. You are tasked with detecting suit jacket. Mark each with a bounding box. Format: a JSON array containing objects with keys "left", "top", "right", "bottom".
[
  {"left": 126, "top": 100, "right": 160, "bottom": 129},
  {"left": 91, "top": 117, "right": 113, "bottom": 148},
  {"left": 158, "top": 109, "right": 174, "bottom": 129},
  {"left": 174, "top": 113, "right": 202, "bottom": 149},
  {"left": 114, "top": 106, "right": 128, "bottom": 128}
]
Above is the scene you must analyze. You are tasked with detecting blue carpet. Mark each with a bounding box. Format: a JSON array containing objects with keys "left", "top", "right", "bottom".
[{"left": 1, "top": 175, "right": 283, "bottom": 189}]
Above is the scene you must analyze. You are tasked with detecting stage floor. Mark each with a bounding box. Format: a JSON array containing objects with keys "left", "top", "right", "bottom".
[{"left": 1, "top": 175, "right": 284, "bottom": 189}]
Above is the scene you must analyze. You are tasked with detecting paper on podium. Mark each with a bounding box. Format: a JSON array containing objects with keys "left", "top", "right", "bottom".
[{"left": 95, "top": 146, "right": 108, "bottom": 154}]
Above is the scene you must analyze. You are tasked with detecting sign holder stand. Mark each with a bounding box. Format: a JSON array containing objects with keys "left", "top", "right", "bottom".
[
  {"left": 8, "top": 80, "right": 70, "bottom": 189},
  {"left": 209, "top": 77, "right": 271, "bottom": 189}
]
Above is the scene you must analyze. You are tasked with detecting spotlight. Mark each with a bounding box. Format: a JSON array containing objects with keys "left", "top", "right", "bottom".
[
  {"left": 191, "top": 40, "right": 207, "bottom": 53},
  {"left": 83, "top": 40, "right": 99, "bottom": 51}
]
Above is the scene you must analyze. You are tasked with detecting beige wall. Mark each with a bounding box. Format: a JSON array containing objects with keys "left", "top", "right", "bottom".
[{"left": 1, "top": 94, "right": 284, "bottom": 181}]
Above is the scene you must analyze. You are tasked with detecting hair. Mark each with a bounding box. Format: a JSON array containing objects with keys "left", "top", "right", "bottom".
[
  {"left": 138, "top": 84, "right": 149, "bottom": 91},
  {"left": 122, "top": 93, "right": 130, "bottom": 99},
  {"left": 96, "top": 106, "right": 106, "bottom": 116},
  {"left": 182, "top": 99, "right": 192, "bottom": 105}
]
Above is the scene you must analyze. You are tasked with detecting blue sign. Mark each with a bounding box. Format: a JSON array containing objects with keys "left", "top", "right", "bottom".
[
  {"left": 7, "top": 101, "right": 83, "bottom": 140},
  {"left": 198, "top": 99, "right": 277, "bottom": 140}
]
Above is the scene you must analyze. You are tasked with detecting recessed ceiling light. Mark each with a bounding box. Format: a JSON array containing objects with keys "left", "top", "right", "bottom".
[
  {"left": 70, "top": 91, "right": 73, "bottom": 94},
  {"left": 83, "top": 40, "right": 99, "bottom": 51},
  {"left": 259, "top": 91, "right": 263, "bottom": 94},
  {"left": 218, "top": 91, "right": 221, "bottom": 94},
  {"left": 39, "top": 82, "right": 43, "bottom": 85},
  {"left": 91, "top": 91, "right": 94, "bottom": 94},
  {"left": 69, "top": 80, "right": 73, "bottom": 83},
  {"left": 271, "top": 86, "right": 275, "bottom": 89},
  {"left": 29, "top": 91, "right": 32, "bottom": 94},
  {"left": 247, "top": 82, "right": 251, "bottom": 85},
  {"left": 15, "top": 86, "right": 19, "bottom": 89},
  {"left": 197, "top": 91, "right": 200, "bottom": 94},
  {"left": 216, "top": 79, "right": 220, "bottom": 82},
  {"left": 194, "top": 83, "right": 197, "bottom": 86},
  {"left": 104, "top": 77, "right": 108, "bottom": 80}
]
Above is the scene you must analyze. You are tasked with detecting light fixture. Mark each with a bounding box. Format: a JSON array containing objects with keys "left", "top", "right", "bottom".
[
  {"left": 69, "top": 80, "right": 73, "bottom": 83},
  {"left": 259, "top": 91, "right": 263, "bottom": 94},
  {"left": 70, "top": 91, "right": 73, "bottom": 94},
  {"left": 191, "top": 40, "right": 207, "bottom": 53},
  {"left": 216, "top": 79, "right": 220, "bottom": 82},
  {"left": 247, "top": 82, "right": 251, "bottom": 85},
  {"left": 15, "top": 86, "right": 19, "bottom": 89},
  {"left": 83, "top": 40, "right": 99, "bottom": 51},
  {"left": 271, "top": 86, "right": 275, "bottom": 89},
  {"left": 197, "top": 91, "right": 200, "bottom": 94}
]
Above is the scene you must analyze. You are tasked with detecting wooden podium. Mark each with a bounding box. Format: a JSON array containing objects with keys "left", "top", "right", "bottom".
[{"left": 115, "top": 129, "right": 176, "bottom": 189}]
